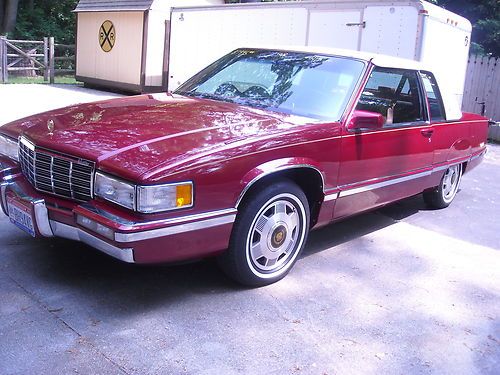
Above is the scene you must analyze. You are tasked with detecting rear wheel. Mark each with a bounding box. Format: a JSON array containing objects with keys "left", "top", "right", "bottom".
[
  {"left": 218, "top": 180, "right": 310, "bottom": 287},
  {"left": 423, "top": 164, "right": 462, "bottom": 208}
]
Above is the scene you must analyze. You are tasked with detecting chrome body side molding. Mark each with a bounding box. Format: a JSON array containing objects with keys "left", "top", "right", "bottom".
[
  {"left": 323, "top": 192, "right": 339, "bottom": 202},
  {"left": 339, "top": 170, "right": 432, "bottom": 198},
  {"left": 114, "top": 213, "right": 236, "bottom": 243},
  {"left": 336, "top": 156, "right": 481, "bottom": 198},
  {"left": 79, "top": 203, "right": 237, "bottom": 229}
]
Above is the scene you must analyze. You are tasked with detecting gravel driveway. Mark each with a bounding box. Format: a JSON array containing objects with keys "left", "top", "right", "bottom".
[{"left": 0, "top": 84, "right": 499, "bottom": 375}]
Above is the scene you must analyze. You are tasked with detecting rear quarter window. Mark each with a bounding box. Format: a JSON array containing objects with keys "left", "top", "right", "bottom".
[{"left": 420, "top": 71, "right": 446, "bottom": 122}]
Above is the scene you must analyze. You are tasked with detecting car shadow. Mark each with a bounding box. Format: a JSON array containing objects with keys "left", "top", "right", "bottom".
[
  {"left": 16, "top": 193, "right": 431, "bottom": 306},
  {"left": 303, "top": 194, "right": 427, "bottom": 257}
]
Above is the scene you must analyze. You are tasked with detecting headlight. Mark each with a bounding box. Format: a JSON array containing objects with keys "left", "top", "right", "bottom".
[
  {"left": 137, "top": 182, "right": 193, "bottom": 213},
  {"left": 94, "top": 172, "right": 136, "bottom": 210},
  {"left": 94, "top": 171, "right": 194, "bottom": 213},
  {"left": 0, "top": 134, "right": 19, "bottom": 162}
]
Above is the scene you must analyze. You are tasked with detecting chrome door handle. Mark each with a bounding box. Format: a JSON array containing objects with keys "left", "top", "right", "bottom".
[{"left": 420, "top": 129, "right": 434, "bottom": 138}]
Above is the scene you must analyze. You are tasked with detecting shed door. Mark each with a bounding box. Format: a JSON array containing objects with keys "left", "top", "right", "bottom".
[{"left": 307, "top": 11, "right": 361, "bottom": 50}]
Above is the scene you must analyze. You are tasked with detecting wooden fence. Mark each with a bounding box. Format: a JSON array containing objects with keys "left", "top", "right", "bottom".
[
  {"left": 463, "top": 55, "right": 500, "bottom": 122},
  {"left": 0, "top": 37, "right": 75, "bottom": 83}
]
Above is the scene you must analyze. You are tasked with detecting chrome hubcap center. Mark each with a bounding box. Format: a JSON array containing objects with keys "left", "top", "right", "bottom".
[{"left": 270, "top": 225, "right": 287, "bottom": 249}]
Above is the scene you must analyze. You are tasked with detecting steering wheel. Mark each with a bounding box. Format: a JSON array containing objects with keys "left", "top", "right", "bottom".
[
  {"left": 243, "top": 85, "right": 270, "bottom": 99},
  {"left": 214, "top": 83, "right": 240, "bottom": 98}
]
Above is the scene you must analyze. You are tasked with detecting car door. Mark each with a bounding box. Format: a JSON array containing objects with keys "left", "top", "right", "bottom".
[
  {"left": 333, "top": 67, "right": 434, "bottom": 219},
  {"left": 419, "top": 70, "right": 470, "bottom": 166}
]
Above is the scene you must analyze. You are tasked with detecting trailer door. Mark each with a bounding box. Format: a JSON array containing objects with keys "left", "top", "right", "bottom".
[
  {"left": 360, "top": 5, "right": 419, "bottom": 60},
  {"left": 308, "top": 10, "right": 362, "bottom": 50}
]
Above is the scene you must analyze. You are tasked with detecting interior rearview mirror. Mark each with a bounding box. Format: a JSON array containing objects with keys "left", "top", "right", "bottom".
[{"left": 347, "top": 110, "right": 385, "bottom": 131}]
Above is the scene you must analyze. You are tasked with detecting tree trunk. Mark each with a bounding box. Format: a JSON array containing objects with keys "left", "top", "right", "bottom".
[
  {"left": 0, "top": 0, "right": 5, "bottom": 33},
  {"left": 3, "top": 0, "right": 19, "bottom": 33}
]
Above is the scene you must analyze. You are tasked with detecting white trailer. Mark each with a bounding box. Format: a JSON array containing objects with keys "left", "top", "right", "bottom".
[{"left": 168, "top": 0, "right": 471, "bottom": 112}]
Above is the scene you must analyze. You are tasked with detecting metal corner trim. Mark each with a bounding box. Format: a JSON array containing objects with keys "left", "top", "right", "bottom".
[
  {"left": 33, "top": 200, "right": 54, "bottom": 237},
  {"left": 50, "top": 220, "right": 134, "bottom": 263},
  {"left": 0, "top": 181, "right": 11, "bottom": 216}
]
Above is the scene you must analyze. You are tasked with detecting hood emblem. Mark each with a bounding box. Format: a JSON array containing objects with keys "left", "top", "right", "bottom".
[
  {"left": 90, "top": 111, "right": 104, "bottom": 122},
  {"left": 47, "top": 119, "right": 55, "bottom": 134}
]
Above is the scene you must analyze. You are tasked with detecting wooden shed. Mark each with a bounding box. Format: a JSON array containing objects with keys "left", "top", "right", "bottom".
[{"left": 74, "top": 0, "right": 224, "bottom": 92}]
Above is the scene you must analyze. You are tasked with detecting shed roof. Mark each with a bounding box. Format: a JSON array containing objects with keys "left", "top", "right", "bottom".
[{"left": 74, "top": 0, "right": 154, "bottom": 12}]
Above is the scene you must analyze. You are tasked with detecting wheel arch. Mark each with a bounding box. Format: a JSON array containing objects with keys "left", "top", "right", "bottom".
[{"left": 235, "top": 159, "right": 325, "bottom": 228}]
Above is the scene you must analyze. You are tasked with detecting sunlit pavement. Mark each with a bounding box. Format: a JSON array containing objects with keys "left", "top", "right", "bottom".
[
  {"left": 0, "top": 86, "right": 498, "bottom": 374},
  {"left": 0, "top": 84, "right": 122, "bottom": 126}
]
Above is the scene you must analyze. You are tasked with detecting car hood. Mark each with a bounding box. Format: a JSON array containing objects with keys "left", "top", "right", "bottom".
[{"left": 2, "top": 93, "right": 312, "bottom": 182}]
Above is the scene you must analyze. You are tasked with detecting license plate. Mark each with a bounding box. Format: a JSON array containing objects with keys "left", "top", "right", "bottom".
[{"left": 8, "top": 198, "right": 36, "bottom": 237}]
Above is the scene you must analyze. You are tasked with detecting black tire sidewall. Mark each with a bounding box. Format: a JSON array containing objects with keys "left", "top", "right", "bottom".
[
  {"left": 220, "top": 180, "right": 310, "bottom": 286},
  {"left": 424, "top": 164, "right": 462, "bottom": 209}
]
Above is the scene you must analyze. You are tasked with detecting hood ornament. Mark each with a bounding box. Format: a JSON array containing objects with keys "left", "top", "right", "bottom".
[{"left": 47, "top": 119, "right": 55, "bottom": 134}]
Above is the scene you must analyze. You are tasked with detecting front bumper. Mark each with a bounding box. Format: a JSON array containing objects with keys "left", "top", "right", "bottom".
[{"left": 1, "top": 167, "right": 236, "bottom": 264}]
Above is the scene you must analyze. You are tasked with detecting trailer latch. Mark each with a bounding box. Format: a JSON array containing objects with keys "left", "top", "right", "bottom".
[{"left": 346, "top": 21, "right": 366, "bottom": 28}]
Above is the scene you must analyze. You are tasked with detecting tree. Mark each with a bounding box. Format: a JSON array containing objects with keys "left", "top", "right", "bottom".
[
  {"left": 11, "top": 0, "right": 77, "bottom": 44},
  {"left": 430, "top": 0, "right": 499, "bottom": 56},
  {"left": 0, "top": 0, "right": 20, "bottom": 33}
]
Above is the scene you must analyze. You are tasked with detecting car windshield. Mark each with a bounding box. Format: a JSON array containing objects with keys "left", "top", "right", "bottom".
[{"left": 175, "top": 49, "right": 366, "bottom": 121}]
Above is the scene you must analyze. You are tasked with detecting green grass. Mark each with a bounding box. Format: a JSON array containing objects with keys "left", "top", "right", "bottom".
[{"left": 5, "top": 75, "right": 80, "bottom": 85}]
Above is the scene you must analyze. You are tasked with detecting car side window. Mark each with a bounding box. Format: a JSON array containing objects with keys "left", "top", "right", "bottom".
[
  {"left": 356, "top": 67, "right": 424, "bottom": 126},
  {"left": 420, "top": 71, "right": 446, "bottom": 122}
]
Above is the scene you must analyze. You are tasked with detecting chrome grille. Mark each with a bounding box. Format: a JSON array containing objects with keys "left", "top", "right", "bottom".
[{"left": 18, "top": 137, "right": 94, "bottom": 201}]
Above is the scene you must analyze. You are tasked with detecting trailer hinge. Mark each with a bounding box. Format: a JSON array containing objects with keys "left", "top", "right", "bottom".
[{"left": 346, "top": 21, "right": 366, "bottom": 28}]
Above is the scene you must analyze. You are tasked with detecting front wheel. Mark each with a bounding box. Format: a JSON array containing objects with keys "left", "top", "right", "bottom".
[
  {"left": 423, "top": 164, "right": 462, "bottom": 208},
  {"left": 218, "top": 180, "right": 310, "bottom": 287}
]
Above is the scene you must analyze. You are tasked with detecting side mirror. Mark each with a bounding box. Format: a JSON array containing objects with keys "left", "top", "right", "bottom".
[{"left": 347, "top": 110, "right": 385, "bottom": 131}]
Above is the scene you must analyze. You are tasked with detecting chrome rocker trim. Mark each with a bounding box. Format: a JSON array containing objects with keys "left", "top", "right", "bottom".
[
  {"left": 339, "top": 170, "right": 432, "bottom": 198},
  {"left": 336, "top": 155, "right": 482, "bottom": 198},
  {"left": 469, "top": 148, "right": 486, "bottom": 162}
]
